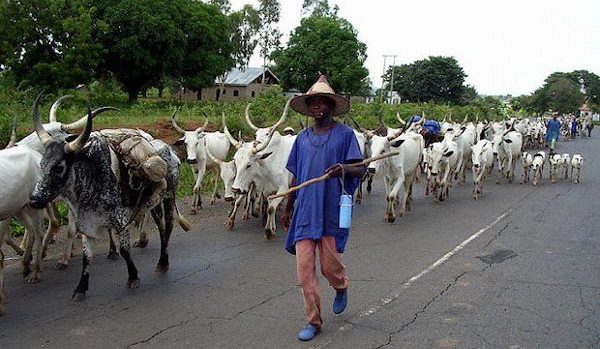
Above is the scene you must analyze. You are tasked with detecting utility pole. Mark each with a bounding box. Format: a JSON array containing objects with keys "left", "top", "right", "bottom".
[
  {"left": 379, "top": 55, "right": 388, "bottom": 103},
  {"left": 381, "top": 54, "right": 397, "bottom": 103},
  {"left": 388, "top": 55, "right": 397, "bottom": 104}
]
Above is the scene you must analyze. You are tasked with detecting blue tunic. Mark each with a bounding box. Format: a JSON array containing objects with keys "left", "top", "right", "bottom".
[
  {"left": 546, "top": 119, "right": 561, "bottom": 142},
  {"left": 285, "top": 123, "right": 363, "bottom": 255}
]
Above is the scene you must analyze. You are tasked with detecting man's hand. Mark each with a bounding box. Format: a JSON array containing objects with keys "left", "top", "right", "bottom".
[
  {"left": 281, "top": 210, "right": 292, "bottom": 231},
  {"left": 325, "top": 163, "right": 345, "bottom": 178}
]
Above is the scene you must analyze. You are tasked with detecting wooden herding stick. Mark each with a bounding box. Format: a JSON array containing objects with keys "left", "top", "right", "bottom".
[{"left": 268, "top": 151, "right": 400, "bottom": 200}]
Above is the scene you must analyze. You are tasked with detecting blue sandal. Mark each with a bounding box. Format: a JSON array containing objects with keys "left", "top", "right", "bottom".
[
  {"left": 298, "top": 324, "right": 320, "bottom": 341},
  {"left": 333, "top": 289, "right": 348, "bottom": 314}
]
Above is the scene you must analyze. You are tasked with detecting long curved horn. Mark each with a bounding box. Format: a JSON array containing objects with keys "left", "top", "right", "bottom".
[
  {"left": 448, "top": 113, "right": 453, "bottom": 123},
  {"left": 245, "top": 103, "right": 260, "bottom": 131},
  {"left": 32, "top": 91, "right": 53, "bottom": 146},
  {"left": 222, "top": 112, "right": 241, "bottom": 149},
  {"left": 475, "top": 114, "right": 479, "bottom": 124},
  {"left": 5, "top": 115, "right": 18, "bottom": 149},
  {"left": 269, "top": 99, "right": 290, "bottom": 131},
  {"left": 396, "top": 112, "right": 405, "bottom": 125},
  {"left": 171, "top": 107, "right": 185, "bottom": 134},
  {"left": 252, "top": 102, "right": 289, "bottom": 155},
  {"left": 349, "top": 116, "right": 366, "bottom": 132},
  {"left": 195, "top": 112, "right": 210, "bottom": 133},
  {"left": 65, "top": 105, "right": 93, "bottom": 154},
  {"left": 205, "top": 144, "right": 223, "bottom": 165},
  {"left": 442, "top": 113, "right": 448, "bottom": 123},
  {"left": 49, "top": 95, "right": 73, "bottom": 123},
  {"left": 61, "top": 107, "right": 118, "bottom": 132},
  {"left": 462, "top": 114, "right": 469, "bottom": 124}
]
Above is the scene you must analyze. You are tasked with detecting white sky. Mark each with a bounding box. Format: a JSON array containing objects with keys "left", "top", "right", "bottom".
[{"left": 230, "top": 0, "right": 600, "bottom": 96}]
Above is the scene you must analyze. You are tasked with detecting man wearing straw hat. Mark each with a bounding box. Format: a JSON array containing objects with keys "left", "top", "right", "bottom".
[{"left": 282, "top": 75, "right": 364, "bottom": 341}]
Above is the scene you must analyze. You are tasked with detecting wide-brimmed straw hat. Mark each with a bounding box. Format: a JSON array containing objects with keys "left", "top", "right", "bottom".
[{"left": 290, "top": 75, "right": 350, "bottom": 116}]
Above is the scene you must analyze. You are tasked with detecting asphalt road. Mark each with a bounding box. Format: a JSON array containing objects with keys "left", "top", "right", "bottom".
[{"left": 1, "top": 135, "right": 599, "bottom": 349}]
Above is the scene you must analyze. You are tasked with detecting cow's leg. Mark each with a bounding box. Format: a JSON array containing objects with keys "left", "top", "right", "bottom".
[
  {"left": 355, "top": 176, "right": 363, "bottom": 205},
  {"left": 41, "top": 203, "right": 61, "bottom": 259},
  {"left": 440, "top": 166, "right": 451, "bottom": 201},
  {"left": 386, "top": 177, "right": 403, "bottom": 222},
  {"left": 242, "top": 185, "right": 255, "bottom": 220},
  {"left": 366, "top": 172, "right": 374, "bottom": 194},
  {"left": 132, "top": 212, "right": 150, "bottom": 248},
  {"left": 210, "top": 168, "right": 220, "bottom": 205},
  {"left": 0, "top": 220, "right": 9, "bottom": 316},
  {"left": 72, "top": 235, "right": 94, "bottom": 301},
  {"left": 152, "top": 199, "right": 173, "bottom": 272},
  {"left": 225, "top": 195, "right": 245, "bottom": 230},
  {"left": 4, "top": 235, "right": 24, "bottom": 256},
  {"left": 191, "top": 165, "right": 205, "bottom": 214},
  {"left": 107, "top": 230, "right": 119, "bottom": 260},
  {"left": 56, "top": 210, "right": 77, "bottom": 270},
  {"left": 264, "top": 197, "right": 283, "bottom": 239},
  {"left": 16, "top": 207, "right": 44, "bottom": 283},
  {"left": 117, "top": 228, "right": 139, "bottom": 289}
]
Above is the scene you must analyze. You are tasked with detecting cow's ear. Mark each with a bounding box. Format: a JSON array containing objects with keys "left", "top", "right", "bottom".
[
  {"left": 443, "top": 150, "right": 454, "bottom": 157},
  {"left": 259, "top": 152, "right": 273, "bottom": 160},
  {"left": 174, "top": 137, "right": 185, "bottom": 146},
  {"left": 503, "top": 138, "right": 513, "bottom": 143},
  {"left": 197, "top": 133, "right": 206, "bottom": 140},
  {"left": 390, "top": 139, "right": 405, "bottom": 148}
]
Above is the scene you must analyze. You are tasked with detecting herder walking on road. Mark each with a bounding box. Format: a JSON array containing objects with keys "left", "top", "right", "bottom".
[
  {"left": 281, "top": 75, "right": 365, "bottom": 341},
  {"left": 546, "top": 113, "right": 561, "bottom": 155}
]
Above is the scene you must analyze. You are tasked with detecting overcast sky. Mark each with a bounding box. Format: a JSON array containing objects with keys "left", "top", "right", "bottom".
[{"left": 230, "top": 0, "right": 600, "bottom": 96}]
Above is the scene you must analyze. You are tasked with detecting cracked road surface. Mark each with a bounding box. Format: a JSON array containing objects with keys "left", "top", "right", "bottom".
[{"left": 1, "top": 135, "right": 599, "bottom": 349}]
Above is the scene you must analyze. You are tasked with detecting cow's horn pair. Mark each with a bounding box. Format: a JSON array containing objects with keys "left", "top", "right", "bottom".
[
  {"left": 49, "top": 95, "right": 74, "bottom": 123},
  {"left": 245, "top": 104, "right": 260, "bottom": 131},
  {"left": 222, "top": 112, "right": 242, "bottom": 149},
  {"left": 60, "top": 107, "right": 118, "bottom": 132},
  {"left": 33, "top": 92, "right": 92, "bottom": 153},
  {"left": 5, "top": 115, "right": 18, "bottom": 149},
  {"left": 252, "top": 100, "right": 290, "bottom": 154},
  {"left": 461, "top": 114, "right": 469, "bottom": 124},
  {"left": 172, "top": 107, "right": 209, "bottom": 134}
]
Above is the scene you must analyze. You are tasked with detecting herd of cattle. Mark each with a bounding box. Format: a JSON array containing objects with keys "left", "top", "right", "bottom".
[{"left": 0, "top": 94, "right": 591, "bottom": 316}]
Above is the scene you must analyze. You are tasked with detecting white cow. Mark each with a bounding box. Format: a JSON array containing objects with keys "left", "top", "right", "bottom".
[
  {"left": 561, "top": 153, "right": 571, "bottom": 179},
  {"left": 492, "top": 128, "right": 523, "bottom": 184},
  {"left": 428, "top": 136, "right": 459, "bottom": 201},
  {"left": 548, "top": 153, "right": 562, "bottom": 183},
  {"left": 453, "top": 119, "right": 477, "bottom": 184},
  {"left": 471, "top": 139, "right": 494, "bottom": 200},
  {"left": 531, "top": 151, "right": 546, "bottom": 186},
  {"left": 172, "top": 109, "right": 230, "bottom": 213},
  {"left": 521, "top": 152, "right": 533, "bottom": 184},
  {"left": 0, "top": 146, "right": 46, "bottom": 315},
  {"left": 570, "top": 154, "right": 584, "bottom": 183},
  {"left": 368, "top": 129, "right": 422, "bottom": 222},
  {"left": 230, "top": 102, "right": 293, "bottom": 239}
]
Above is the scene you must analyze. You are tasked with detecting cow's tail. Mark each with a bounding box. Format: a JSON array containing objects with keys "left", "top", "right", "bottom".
[{"left": 174, "top": 203, "right": 192, "bottom": 232}]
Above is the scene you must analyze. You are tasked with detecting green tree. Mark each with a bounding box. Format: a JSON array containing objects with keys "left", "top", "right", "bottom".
[
  {"left": 271, "top": 9, "right": 369, "bottom": 95},
  {"left": 385, "top": 56, "right": 467, "bottom": 104},
  {"left": 529, "top": 72, "right": 586, "bottom": 114},
  {"left": 227, "top": 4, "right": 261, "bottom": 69},
  {"left": 0, "top": 0, "right": 105, "bottom": 90}
]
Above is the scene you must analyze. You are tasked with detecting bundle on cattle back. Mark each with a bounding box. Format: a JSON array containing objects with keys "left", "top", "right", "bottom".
[{"left": 99, "top": 129, "right": 167, "bottom": 183}]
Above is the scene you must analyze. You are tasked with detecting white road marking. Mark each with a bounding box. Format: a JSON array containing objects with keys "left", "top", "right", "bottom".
[{"left": 310, "top": 210, "right": 511, "bottom": 349}]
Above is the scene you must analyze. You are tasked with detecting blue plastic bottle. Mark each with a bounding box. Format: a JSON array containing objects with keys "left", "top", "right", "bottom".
[{"left": 339, "top": 194, "right": 353, "bottom": 228}]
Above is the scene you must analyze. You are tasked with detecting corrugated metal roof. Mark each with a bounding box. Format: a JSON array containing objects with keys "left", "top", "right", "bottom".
[{"left": 215, "top": 67, "right": 279, "bottom": 86}]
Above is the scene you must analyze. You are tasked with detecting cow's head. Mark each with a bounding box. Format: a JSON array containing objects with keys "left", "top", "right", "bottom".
[
  {"left": 367, "top": 127, "right": 406, "bottom": 174},
  {"left": 429, "top": 142, "right": 454, "bottom": 177},
  {"left": 471, "top": 140, "right": 490, "bottom": 170},
  {"left": 29, "top": 93, "right": 93, "bottom": 209},
  {"left": 172, "top": 108, "right": 209, "bottom": 164},
  {"left": 227, "top": 101, "right": 289, "bottom": 194}
]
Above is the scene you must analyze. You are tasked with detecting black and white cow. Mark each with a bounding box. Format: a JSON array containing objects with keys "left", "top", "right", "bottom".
[{"left": 28, "top": 96, "right": 184, "bottom": 301}]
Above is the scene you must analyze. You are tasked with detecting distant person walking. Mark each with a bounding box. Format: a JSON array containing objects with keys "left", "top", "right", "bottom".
[
  {"left": 282, "top": 75, "right": 364, "bottom": 341},
  {"left": 546, "top": 114, "right": 561, "bottom": 154}
]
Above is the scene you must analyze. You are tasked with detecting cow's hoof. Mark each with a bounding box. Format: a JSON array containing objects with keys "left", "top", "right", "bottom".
[
  {"left": 72, "top": 292, "right": 86, "bottom": 302},
  {"left": 265, "top": 231, "right": 276, "bottom": 240},
  {"left": 155, "top": 264, "right": 169, "bottom": 273},
  {"left": 55, "top": 262, "right": 68, "bottom": 271},
  {"left": 132, "top": 239, "right": 149, "bottom": 248},
  {"left": 385, "top": 216, "right": 396, "bottom": 223},
  {"left": 107, "top": 251, "right": 120, "bottom": 260},
  {"left": 27, "top": 275, "right": 40, "bottom": 284},
  {"left": 127, "top": 278, "right": 141, "bottom": 289},
  {"left": 224, "top": 219, "right": 234, "bottom": 230},
  {"left": 242, "top": 213, "right": 249, "bottom": 220},
  {"left": 190, "top": 209, "right": 197, "bottom": 215},
  {"left": 252, "top": 211, "right": 259, "bottom": 218}
]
